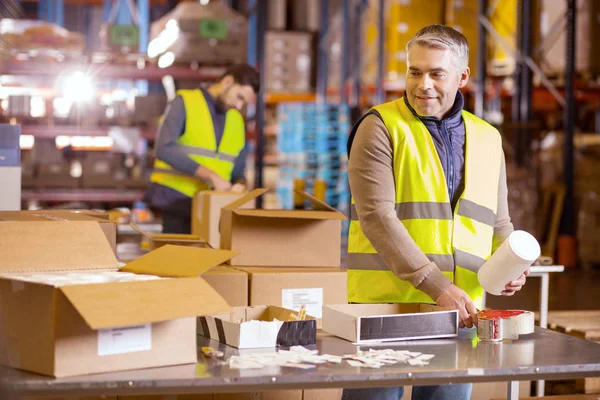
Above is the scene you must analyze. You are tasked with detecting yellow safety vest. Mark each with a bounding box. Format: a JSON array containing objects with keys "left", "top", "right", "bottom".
[
  {"left": 347, "top": 98, "right": 502, "bottom": 309},
  {"left": 151, "top": 89, "right": 245, "bottom": 198}
]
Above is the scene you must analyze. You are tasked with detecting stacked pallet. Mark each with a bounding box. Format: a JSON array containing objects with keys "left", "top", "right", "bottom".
[{"left": 541, "top": 311, "right": 600, "bottom": 395}]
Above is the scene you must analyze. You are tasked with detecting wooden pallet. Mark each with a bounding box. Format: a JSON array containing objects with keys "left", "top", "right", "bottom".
[{"left": 539, "top": 311, "right": 600, "bottom": 394}]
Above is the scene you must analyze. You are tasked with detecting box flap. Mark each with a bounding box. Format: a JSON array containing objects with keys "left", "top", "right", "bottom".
[
  {"left": 222, "top": 188, "right": 268, "bottom": 211},
  {"left": 130, "top": 223, "right": 204, "bottom": 242},
  {"left": 232, "top": 209, "right": 347, "bottom": 220},
  {"left": 121, "top": 245, "right": 237, "bottom": 277},
  {"left": 60, "top": 277, "right": 232, "bottom": 330},
  {"left": 0, "top": 221, "right": 118, "bottom": 273},
  {"left": 293, "top": 190, "right": 339, "bottom": 213},
  {"left": 0, "top": 210, "right": 109, "bottom": 223},
  {"left": 129, "top": 222, "right": 152, "bottom": 239}
]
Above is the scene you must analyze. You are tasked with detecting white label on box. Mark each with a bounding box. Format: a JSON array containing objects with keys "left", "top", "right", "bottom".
[
  {"left": 98, "top": 323, "right": 151, "bottom": 356},
  {"left": 282, "top": 288, "right": 324, "bottom": 318}
]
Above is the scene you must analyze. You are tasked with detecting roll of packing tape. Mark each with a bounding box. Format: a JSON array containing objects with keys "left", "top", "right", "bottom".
[
  {"left": 478, "top": 230, "right": 541, "bottom": 296},
  {"left": 477, "top": 310, "right": 535, "bottom": 341}
]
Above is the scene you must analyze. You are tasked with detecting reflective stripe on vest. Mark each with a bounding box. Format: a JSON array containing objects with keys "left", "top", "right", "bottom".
[
  {"left": 150, "top": 89, "right": 245, "bottom": 198},
  {"left": 347, "top": 98, "right": 502, "bottom": 308}
]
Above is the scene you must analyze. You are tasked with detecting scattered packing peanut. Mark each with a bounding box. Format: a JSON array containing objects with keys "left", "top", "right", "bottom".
[{"left": 223, "top": 346, "right": 436, "bottom": 370}]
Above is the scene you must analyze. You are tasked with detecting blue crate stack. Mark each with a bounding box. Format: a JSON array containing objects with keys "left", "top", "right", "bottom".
[{"left": 276, "top": 102, "right": 351, "bottom": 258}]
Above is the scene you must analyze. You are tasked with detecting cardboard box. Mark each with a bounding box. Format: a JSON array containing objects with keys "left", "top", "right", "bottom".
[
  {"left": 0, "top": 222, "right": 235, "bottom": 377},
  {"left": 203, "top": 266, "right": 249, "bottom": 307},
  {"left": 220, "top": 189, "right": 346, "bottom": 267},
  {"left": 21, "top": 398, "right": 118, "bottom": 400},
  {"left": 239, "top": 267, "right": 347, "bottom": 329},
  {"left": 119, "top": 396, "right": 213, "bottom": 400},
  {"left": 198, "top": 305, "right": 317, "bottom": 349},
  {"left": 119, "top": 394, "right": 303, "bottom": 400},
  {"left": 22, "top": 397, "right": 118, "bottom": 400},
  {"left": 0, "top": 210, "right": 117, "bottom": 255},
  {"left": 192, "top": 191, "right": 254, "bottom": 249},
  {"left": 214, "top": 393, "right": 303, "bottom": 400},
  {"left": 322, "top": 304, "right": 459, "bottom": 344},
  {"left": 302, "top": 389, "right": 343, "bottom": 400},
  {"left": 130, "top": 222, "right": 207, "bottom": 250}
]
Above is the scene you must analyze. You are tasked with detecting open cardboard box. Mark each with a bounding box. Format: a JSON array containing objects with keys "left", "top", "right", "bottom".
[
  {"left": 198, "top": 305, "right": 317, "bottom": 349},
  {"left": 220, "top": 189, "right": 347, "bottom": 267},
  {"left": 203, "top": 266, "right": 249, "bottom": 307},
  {"left": 236, "top": 267, "right": 348, "bottom": 328},
  {"left": 192, "top": 190, "right": 254, "bottom": 249},
  {"left": 322, "top": 304, "right": 459, "bottom": 344},
  {"left": 0, "top": 221, "right": 235, "bottom": 377},
  {"left": 130, "top": 222, "right": 207, "bottom": 250},
  {"left": 0, "top": 210, "right": 117, "bottom": 254}
]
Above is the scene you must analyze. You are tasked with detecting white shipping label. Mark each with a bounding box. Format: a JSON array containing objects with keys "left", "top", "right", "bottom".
[
  {"left": 98, "top": 323, "right": 152, "bottom": 356},
  {"left": 282, "top": 288, "right": 324, "bottom": 318}
]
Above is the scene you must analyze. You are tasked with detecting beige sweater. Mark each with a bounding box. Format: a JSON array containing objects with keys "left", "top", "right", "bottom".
[{"left": 348, "top": 114, "right": 514, "bottom": 301}]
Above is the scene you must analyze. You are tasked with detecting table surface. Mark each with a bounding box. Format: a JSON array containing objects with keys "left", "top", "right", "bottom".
[
  {"left": 529, "top": 265, "right": 565, "bottom": 274},
  {"left": 2, "top": 328, "right": 600, "bottom": 397}
]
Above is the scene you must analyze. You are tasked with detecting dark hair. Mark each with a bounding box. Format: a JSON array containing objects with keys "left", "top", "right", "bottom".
[{"left": 220, "top": 64, "right": 260, "bottom": 94}]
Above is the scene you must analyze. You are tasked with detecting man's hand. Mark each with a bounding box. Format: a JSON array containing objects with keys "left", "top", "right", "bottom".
[
  {"left": 210, "top": 174, "right": 232, "bottom": 191},
  {"left": 194, "top": 165, "right": 232, "bottom": 191},
  {"left": 501, "top": 268, "right": 530, "bottom": 296},
  {"left": 436, "top": 285, "right": 478, "bottom": 328}
]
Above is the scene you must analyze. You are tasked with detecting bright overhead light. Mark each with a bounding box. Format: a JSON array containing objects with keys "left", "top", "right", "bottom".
[
  {"left": 20, "top": 135, "right": 35, "bottom": 150},
  {"left": 30, "top": 96, "right": 46, "bottom": 118},
  {"left": 166, "top": 19, "right": 178, "bottom": 30},
  {"left": 158, "top": 52, "right": 175, "bottom": 69},
  {"left": 59, "top": 71, "right": 95, "bottom": 103},
  {"left": 148, "top": 38, "right": 162, "bottom": 58},
  {"left": 55, "top": 135, "right": 114, "bottom": 150},
  {"left": 200, "top": 0, "right": 209, "bottom": 4},
  {"left": 53, "top": 98, "right": 72, "bottom": 118}
]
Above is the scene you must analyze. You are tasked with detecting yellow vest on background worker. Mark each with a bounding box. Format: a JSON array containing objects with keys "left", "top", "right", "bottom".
[
  {"left": 151, "top": 89, "right": 246, "bottom": 198},
  {"left": 347, "top": 99, "right": 502, "bottom": 309}
]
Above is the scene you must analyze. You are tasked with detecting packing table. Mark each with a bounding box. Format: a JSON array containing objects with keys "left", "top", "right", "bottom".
[{"left": 2, "top": 328, "right": 599, "bottom": 400}]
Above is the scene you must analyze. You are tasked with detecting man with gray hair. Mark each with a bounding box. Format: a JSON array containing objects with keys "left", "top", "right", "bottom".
[{"left": 344, "top": 25, "right": 529, "bottom": 399}]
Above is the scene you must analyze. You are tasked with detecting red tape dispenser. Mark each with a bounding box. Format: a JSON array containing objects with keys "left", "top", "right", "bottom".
[{"left": 476, "top": 310, "right": 535, "bottom": 341}]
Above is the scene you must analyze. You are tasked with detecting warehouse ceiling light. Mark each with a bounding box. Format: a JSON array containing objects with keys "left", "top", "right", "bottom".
[
  {"left": 148, "top": 20, "right": 179, "bottom": 58},
  {"left": 59, "top": 71, "right": 95, "bottom": 104},
  {"left": 19, "top": 135, "right": 35, "bottom": 150},
  {"left": 158, "top": 52, "right": 175, "bottom": 68},
  {"left": 53, "top": 98, "right": 72, "bottom": 118},
  {"left": 55, "top": 135, "right": 114, "bottom": 151}
]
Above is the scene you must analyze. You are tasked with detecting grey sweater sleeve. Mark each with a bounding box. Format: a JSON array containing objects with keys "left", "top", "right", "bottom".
[
  {"left": 492, "top": 151, "right": 514, "bottom": 252},
  {"left": 154, "top": 95, "right": 202, "bottom": 176},
  {"left": 230, "top": 143, "right": 248, "bottom": 183},
  {"left": 348, "top": 114, "right": 453, "bottom": 301}
]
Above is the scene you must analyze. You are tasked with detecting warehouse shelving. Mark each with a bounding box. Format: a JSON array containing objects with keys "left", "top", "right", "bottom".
[
  {"left": 21, "top": 188, "right": 145, "bottom": 202},
  {"left": 19, "top": 124, "right": 156, "bottom": 140},
  {"left": 0, "top": 58, "right": 227, "bottom": 81}
]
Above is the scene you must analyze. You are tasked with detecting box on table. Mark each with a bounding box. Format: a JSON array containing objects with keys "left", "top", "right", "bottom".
[
  {"left": 198, "top": 305, "right": 317, "bottom": 349},
  {"left": 203, "top": 266, "right": 249, "bottom": 307},
  {"left": 0, "top": 210, "right": 117, "bottom": 255},
  {"left": 302, "top": 389, "right": 344, "bottom": 400},
  {"left": 213, "top": 393, "right": 303, "bottom": 400},
  {"left": 130, "top": 222, "right": 207, "bottom": 250},
  {"left": 119, "top": 393, "right": 302, "bottom": 400},
  {"left": 119, "top": 396, "right": 213, "bottom": 400},
  {"left": 192, "top": 191, "right": 254, "bottom": 249},
  {"left": 220, "top": 189, "right": 346, "bottom": 267},
  {"left": 323, "top": 304, "right": 459, "bottom": 344},
  {"left": 0, "top": 222, "right": 235, "bottom": 377},
  {"left": 22, "top": 397, "right": 119, "bottom": 400},
  {"left": 238, "top": 267, "right": 347, "bottom": 329}
]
